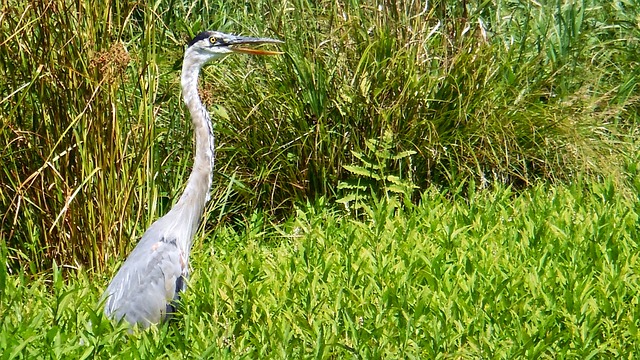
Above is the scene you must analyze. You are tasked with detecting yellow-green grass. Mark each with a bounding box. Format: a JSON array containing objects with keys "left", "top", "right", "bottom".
[{"left": 1, "top": 181, "right": 639, "bottom": 357}]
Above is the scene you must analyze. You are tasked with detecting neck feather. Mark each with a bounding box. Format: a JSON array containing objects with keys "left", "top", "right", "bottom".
[{"left": 170, "top": 57, "right": 215, "bottom": 239}]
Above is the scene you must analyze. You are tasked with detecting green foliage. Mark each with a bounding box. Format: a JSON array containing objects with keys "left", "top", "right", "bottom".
[
  {"left": 2, "top": 181, "right": 640, "bottom": 357},
  {"left": 1, "top": 0, "right": 639, "bottom": 355},
  {"left": 337, "top": 129, "right": 417, "bottom": 212}
]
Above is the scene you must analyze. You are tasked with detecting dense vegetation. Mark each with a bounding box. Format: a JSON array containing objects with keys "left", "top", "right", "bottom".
[
  {"left": 1, "top": 0, "right": 639, "bottom": 357},
  {"left": 2, "top": 0, "right": 637, "bottom": 271},
  {"left": 3, "top": 181, "right": 640, "bottom": 358}
]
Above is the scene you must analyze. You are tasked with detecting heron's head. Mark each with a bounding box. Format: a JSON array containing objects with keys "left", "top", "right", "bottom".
[{"left": 184, "top": 31, "right": 283, "bottom": 68}]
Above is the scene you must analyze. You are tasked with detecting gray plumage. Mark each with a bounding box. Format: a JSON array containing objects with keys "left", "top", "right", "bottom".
[{"left": 103, "top": 31, "right": 282, "bottom": 328}]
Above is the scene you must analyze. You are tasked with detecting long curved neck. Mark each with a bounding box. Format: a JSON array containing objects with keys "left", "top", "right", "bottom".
[{"left": 170, "top": 57, "right": 215, "bottom": 240}]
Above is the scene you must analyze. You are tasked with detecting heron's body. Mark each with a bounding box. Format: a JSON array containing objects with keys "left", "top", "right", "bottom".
[{"left": 103, "top": 31, "right": 282, "bottom": 328}]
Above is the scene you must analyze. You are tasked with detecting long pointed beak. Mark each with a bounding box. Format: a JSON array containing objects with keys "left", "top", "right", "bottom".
[{"left": 225, "top": 35, "right": 284, "bottom": 56}]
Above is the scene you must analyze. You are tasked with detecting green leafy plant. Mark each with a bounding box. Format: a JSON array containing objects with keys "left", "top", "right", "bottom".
[
  {"left": 337, "top": 129, "right": 417, "bottom": 213},
  {"left": 2, "top": 179, "right": 640, "bottom": 357}
]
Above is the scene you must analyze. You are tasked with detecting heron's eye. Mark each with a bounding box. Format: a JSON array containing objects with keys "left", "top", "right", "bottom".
[{"left": 209, "top": 36, "right": 217, "bottom": 45}]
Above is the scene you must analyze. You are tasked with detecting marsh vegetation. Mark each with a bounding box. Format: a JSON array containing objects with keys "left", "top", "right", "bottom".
[{"left": 1, "top": 0, "right": 639, "bottom": 357}]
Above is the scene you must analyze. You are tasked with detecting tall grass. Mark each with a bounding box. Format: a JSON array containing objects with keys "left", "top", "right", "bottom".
[
  {"left": 2, "top": 1, "right": 129, "bottom": 271},
  {"left": 1, "top": 0, "right": 638, "bottom": 271}
]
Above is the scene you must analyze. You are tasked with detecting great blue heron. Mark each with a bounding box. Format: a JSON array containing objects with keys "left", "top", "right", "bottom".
[{"left": 103, "top": 31, "right": 282, "bottom": 328}]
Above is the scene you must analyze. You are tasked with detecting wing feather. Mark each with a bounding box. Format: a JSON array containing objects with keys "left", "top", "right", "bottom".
[{"left": 104, "top": 224, "right": 187, "bottom": 327}]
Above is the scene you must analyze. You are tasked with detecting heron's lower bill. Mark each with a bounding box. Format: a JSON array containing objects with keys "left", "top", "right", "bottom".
[{"left": 230, "top": 46, "right": 283, "bottom": 56}]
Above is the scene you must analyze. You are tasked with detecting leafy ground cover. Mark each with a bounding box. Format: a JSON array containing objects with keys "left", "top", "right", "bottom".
[{"left": 2, "top": 180, "right": 639, "bottom": 358}]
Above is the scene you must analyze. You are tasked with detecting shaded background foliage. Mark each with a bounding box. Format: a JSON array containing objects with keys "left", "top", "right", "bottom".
[{"left": 1, "top": 0, "right": 638, "bottom": 272}]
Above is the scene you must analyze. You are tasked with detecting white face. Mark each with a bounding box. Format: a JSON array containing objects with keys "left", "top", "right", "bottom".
[{"left": 187, "top": 34, "right": 234, "bottom": 65}]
